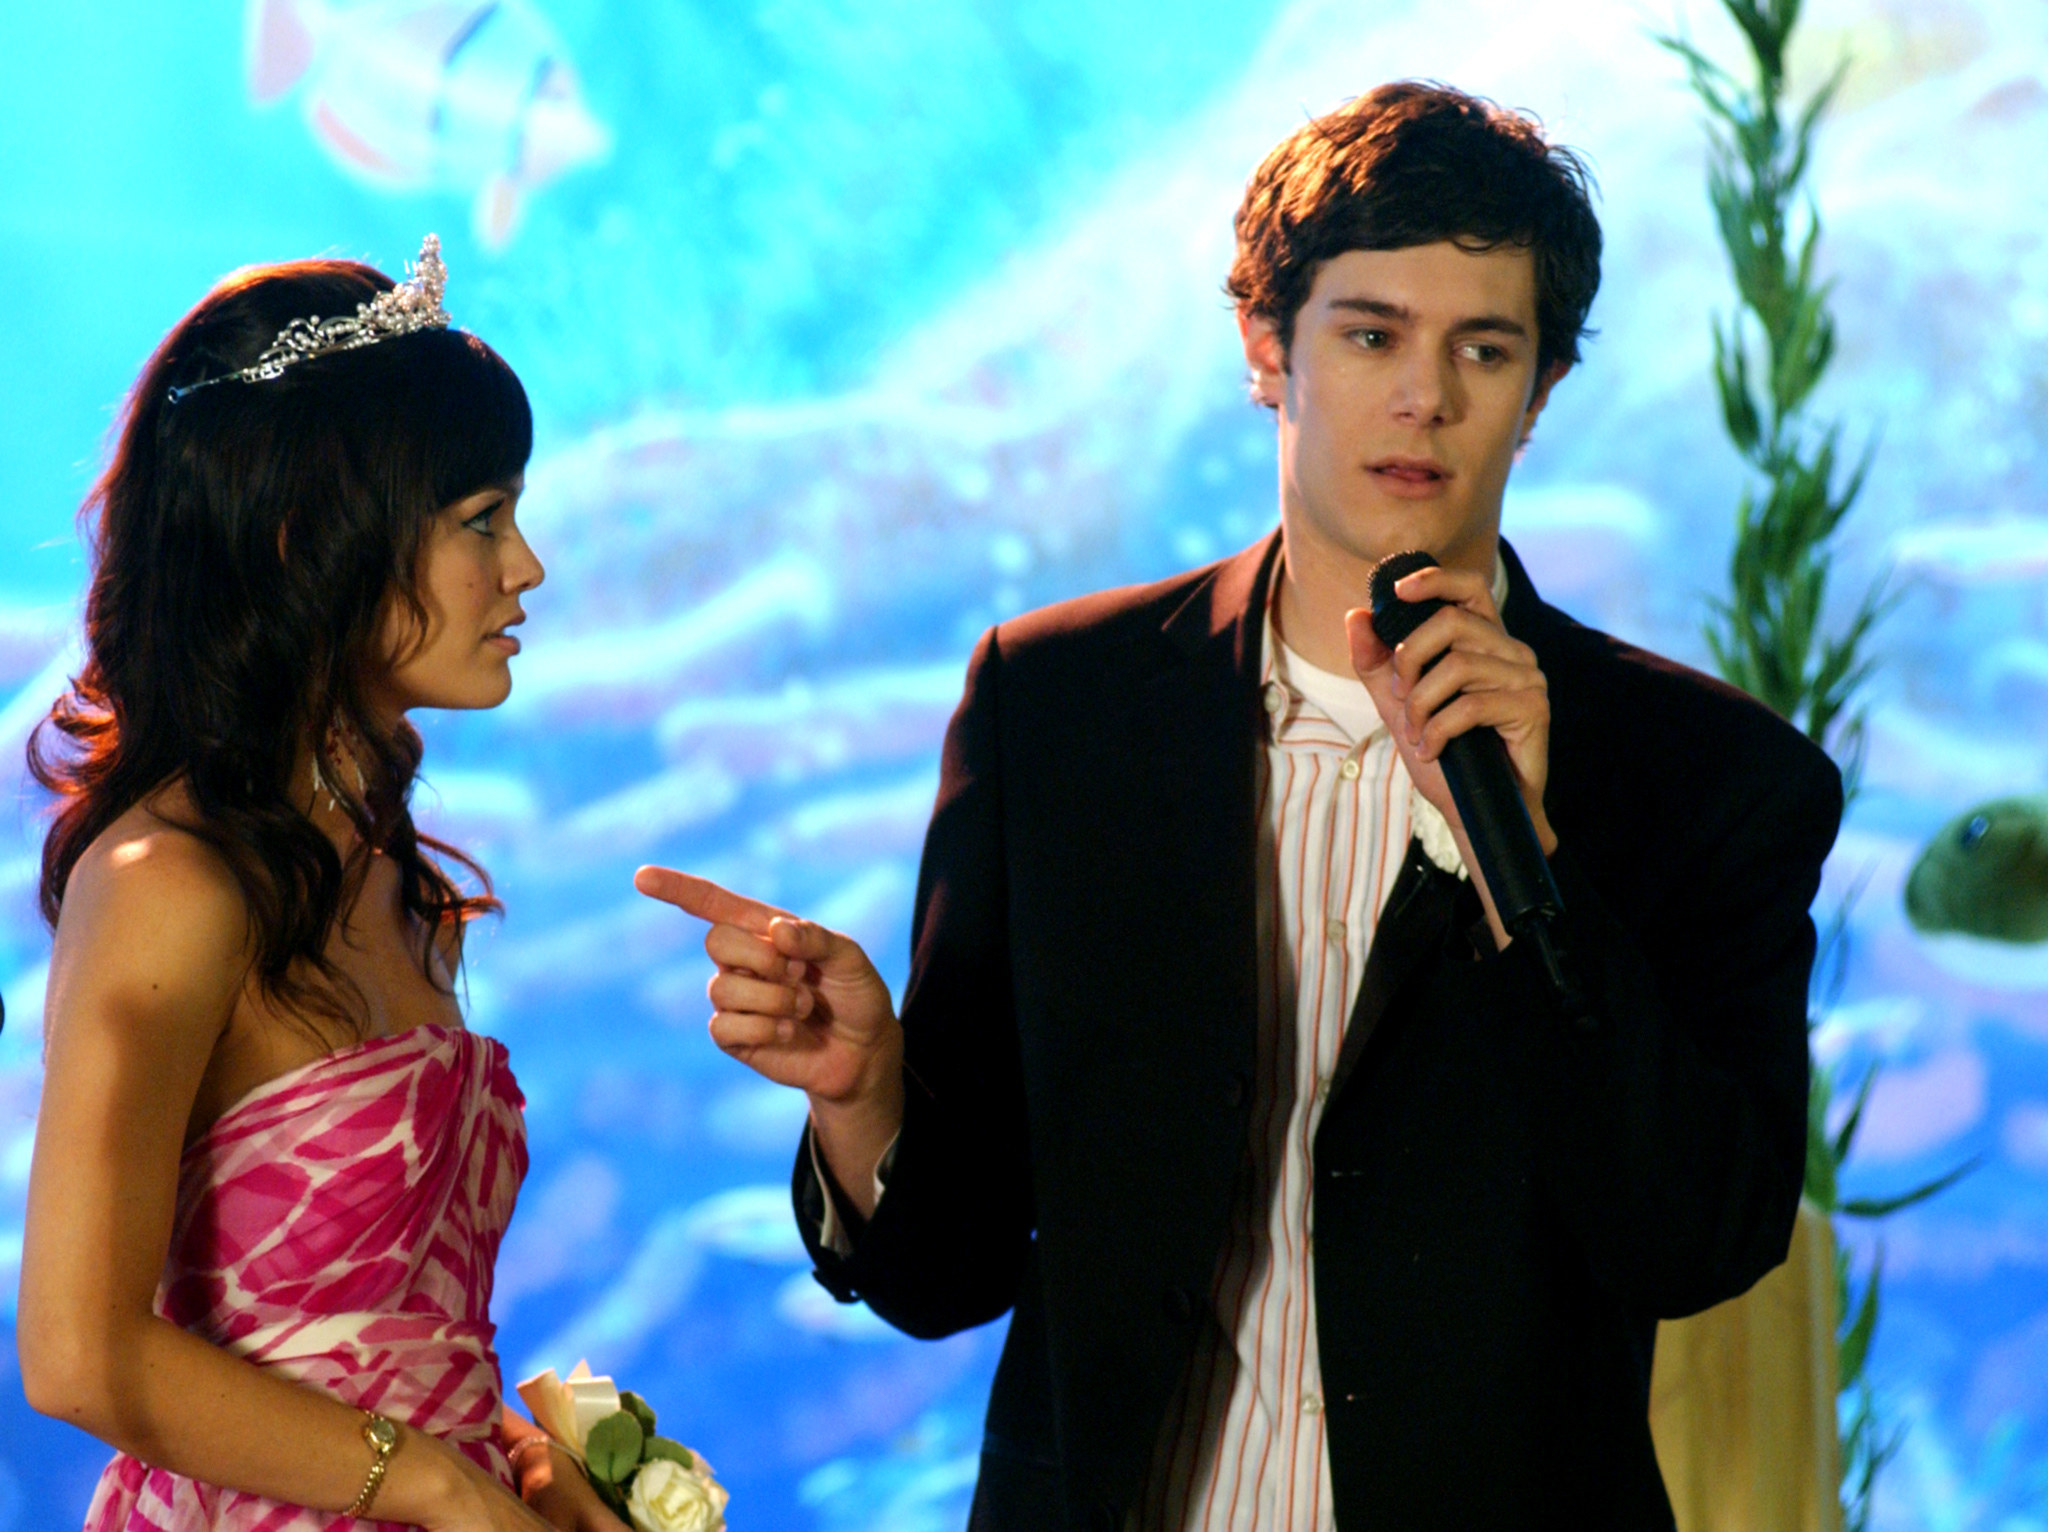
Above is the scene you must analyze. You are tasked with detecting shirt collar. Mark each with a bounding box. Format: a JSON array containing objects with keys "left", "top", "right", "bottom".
[{"left": 1260, "top": 549, "right": 1511, "bottom": 746}]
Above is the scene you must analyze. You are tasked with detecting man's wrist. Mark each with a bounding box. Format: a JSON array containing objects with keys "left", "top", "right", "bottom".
[
  {"left": 808, "top": 1050, "right": 905, "bottom": 1222},
  {"left": 810, "top": 1022, "right": 906, "bottom": 1116},
  {"left": 809, "top": 1072, "right": 905, "bottom": 1162}
]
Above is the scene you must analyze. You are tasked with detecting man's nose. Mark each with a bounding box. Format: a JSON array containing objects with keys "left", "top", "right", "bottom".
[{"left": 1389, "top": 350, "right": 1455, "bottom": 425}]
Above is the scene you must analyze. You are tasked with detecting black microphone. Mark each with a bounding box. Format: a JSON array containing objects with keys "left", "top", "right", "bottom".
[{"left": 1367, "top": 550, "right": 1585, "bottom": 1017}]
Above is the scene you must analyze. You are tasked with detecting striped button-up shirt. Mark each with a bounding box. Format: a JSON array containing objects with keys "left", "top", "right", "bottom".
[{"left": 1133, "top": 570, "right": 1485, "bottom": 1532}]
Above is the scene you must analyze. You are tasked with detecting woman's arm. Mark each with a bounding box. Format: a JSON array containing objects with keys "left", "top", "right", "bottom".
[{"left": 18, "top": 823, "right": 545, "bottom": 1531}]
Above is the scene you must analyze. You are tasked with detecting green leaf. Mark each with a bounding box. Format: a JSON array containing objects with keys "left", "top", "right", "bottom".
[
  {"left": 1655, "top": 33, "right": 1745, "bottom": 128},
  {"left": 1770, "top": 288, "right": 1830, "bottom": 417},
  {"left": 1791, "top": 56, "right": 1851, "bottom": 172},
  {"left": 1805, "top": 1061, "right": 1837, "bottom": 1208},
  {"left": 1725, "top": 0, "right": 1790, "bottom": 85},
  {"left": 1712, "top": 321, "right": 1763, "bottom": 456},
  {"left": 620, "top": 1389, "right": 658, "bottom": 1440},
  {"left": 1838, "top": 1247, "right": 1881, "bottom": 1389},
  {"left": 1839, "top": 1155, "right": 1981, "bottom": 1219},
  {"left": 584, "top": 1410, "right": 645, "bottom": 1485},
  {"left": 1830, "top": 1061, "right": 1879, "bottom": 1164},
  {"left": 644, "top": 1435, "right": 698, "bottom": 1468}
]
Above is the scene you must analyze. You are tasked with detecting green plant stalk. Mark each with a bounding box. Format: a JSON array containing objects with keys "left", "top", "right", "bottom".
[{"left": 1660, "top": 2, "right": 1969, "bottom": 1523}]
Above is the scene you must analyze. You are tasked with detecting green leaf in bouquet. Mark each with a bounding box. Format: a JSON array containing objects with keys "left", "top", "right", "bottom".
[
  {"left": 644, "top": 1435, "right": 698, "bottom": 1470},
  {"left": 584, "top": 1410, "right": 645, "bottom": 1485},
  {"left": 620, "top": 1389, "right": 659, "bottom": 1441}
]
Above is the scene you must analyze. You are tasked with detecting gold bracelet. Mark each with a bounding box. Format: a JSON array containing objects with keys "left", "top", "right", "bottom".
[{"left": 345, "top": 1412, "right": 402, "bottom": 1518}]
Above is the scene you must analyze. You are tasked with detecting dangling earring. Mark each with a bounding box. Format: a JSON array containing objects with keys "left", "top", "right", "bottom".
[{"left": 310, "top": 711, "right": 367, "bottom": 814}]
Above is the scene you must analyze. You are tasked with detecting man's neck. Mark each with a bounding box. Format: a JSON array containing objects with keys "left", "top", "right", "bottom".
[{"left": 1272, "top": 522, "right": 1500, "bottom": 676}]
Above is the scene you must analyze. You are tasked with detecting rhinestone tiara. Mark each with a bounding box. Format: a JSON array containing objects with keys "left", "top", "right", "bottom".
[{"left": 167, "top": 234, "right": 452, "bottom": 403}]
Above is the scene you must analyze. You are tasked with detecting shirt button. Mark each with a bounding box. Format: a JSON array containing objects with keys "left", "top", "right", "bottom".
[
  {"left": 1339, "top": 757, "right": 1361, "bottom": 780},
  {"left": 1301, "top": 1392, "right": 1323, "bottom": 1415},
  {"left": 1263, "top": 681, "right": 1287, "bottom": 716},
  {"left": 1325, "top": 918, "right": 1346, "bottom": 944},
  {"left": 1316, "top": 1072, "right": 1333, "bottom": 1103}
]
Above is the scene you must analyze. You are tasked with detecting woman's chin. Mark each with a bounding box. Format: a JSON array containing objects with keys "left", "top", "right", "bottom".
[
  {"left": 466, "top": 675, "right": 516, "bottom": 711},
  {"left": 395, "top": 676, "right": 516, "bottom": 713}
]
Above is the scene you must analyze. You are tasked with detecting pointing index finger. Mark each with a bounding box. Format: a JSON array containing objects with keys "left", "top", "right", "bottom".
[{"left": 633, "top": 865, "right": 792, "bottom": 934}]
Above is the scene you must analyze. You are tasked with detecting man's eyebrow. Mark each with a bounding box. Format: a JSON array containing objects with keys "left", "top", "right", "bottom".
[
  {"left": 1328, "top": 297, "right": 1410, "bottom": 321},
  {"left": 1325, "top": 296, "right": 1530, "bottom": 339},
  {"left": 1449, "top": 314, "right": 1531, "bottom": 339}
]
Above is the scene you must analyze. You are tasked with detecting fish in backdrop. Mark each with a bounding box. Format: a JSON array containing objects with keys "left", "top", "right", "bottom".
[
  {"left": 245, "top": 0, "right": 610, "bottom": 249},
  {"left": 1906, "top": 796, "right": 2048, "bottom": 943}
]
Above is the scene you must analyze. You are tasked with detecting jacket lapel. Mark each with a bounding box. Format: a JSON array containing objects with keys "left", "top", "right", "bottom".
[
  {"left": 1330, "top": 846, "right": 1462, "bottom": 1100},
  {"left": 1138, "top": 533, "right": 1282, "bottom": 1067}
]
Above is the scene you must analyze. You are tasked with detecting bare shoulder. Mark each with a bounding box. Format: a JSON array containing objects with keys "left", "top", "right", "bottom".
[
  {"left": 62, "top": 794, "right": 247, "bottom": 940},
  {"left": 51, "top": 793, "right": 254, "bottom": 1034}
]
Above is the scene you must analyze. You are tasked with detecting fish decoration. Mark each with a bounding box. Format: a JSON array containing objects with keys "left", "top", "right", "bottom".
[
  {"left": 245, "top": 0, "right": 610, "bottom": 249},
  {"left": 1905, "top": 795, "right": 2048, "bottom": 944}
]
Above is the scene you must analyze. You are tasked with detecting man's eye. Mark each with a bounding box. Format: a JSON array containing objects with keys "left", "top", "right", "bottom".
[
  {"left": 1462, "top": 343, "right": 1506, "bottom": 365},
  {"left": 1351, "top": 328, "right": 1390, "bottom": 349}
]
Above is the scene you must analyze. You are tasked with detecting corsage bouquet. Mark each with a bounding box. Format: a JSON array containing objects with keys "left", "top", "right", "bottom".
[{"left": 518, "top": 1361, "right": 728, "bottom": 1532}]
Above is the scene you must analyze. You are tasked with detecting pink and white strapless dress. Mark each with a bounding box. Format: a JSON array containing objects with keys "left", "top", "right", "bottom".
[{"left": 84, "top": 1024, "right": 529, "bottom": 1531}]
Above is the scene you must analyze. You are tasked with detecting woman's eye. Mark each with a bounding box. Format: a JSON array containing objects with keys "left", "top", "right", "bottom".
[{"left": 463, "top": 502, "right": 499, "bottom": 535}]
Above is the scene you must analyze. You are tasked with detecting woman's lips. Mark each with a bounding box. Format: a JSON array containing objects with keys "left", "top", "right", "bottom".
[{"left": 485, "top": 633, "right": 521, "bottom": 655}]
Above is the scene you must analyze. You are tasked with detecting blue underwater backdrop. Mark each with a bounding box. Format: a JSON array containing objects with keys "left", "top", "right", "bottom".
[{"left": 3, "top": 0, "right": 2048, "bottom": 1526}]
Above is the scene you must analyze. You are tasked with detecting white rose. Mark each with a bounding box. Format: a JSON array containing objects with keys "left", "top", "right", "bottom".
[{"left": 627, "top": 1456, "right": 728, "bottom": 1532}]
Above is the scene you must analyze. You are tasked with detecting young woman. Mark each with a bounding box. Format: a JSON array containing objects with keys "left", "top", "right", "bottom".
[{"left": 18, "top": 239, "right": 627, "bottom": 1532}]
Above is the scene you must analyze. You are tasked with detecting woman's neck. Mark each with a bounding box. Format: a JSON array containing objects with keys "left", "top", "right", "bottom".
[{"left": 291, "top": 724, "right": 371, "bottom": 857}]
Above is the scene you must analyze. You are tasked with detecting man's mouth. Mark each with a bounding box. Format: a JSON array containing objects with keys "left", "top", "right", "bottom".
[{"left": 1368, "top": 456, "right": 1449, "bottom": 484}]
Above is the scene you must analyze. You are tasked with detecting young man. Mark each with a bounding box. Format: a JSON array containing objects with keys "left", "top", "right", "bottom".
[{"left": 639, "top": 82, "right": 1841, "bottom": 1529}]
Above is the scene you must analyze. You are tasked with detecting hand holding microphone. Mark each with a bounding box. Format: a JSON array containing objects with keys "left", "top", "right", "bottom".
[{"left": 1344, "top": 551, "right": 1585, "bottom": 1015}]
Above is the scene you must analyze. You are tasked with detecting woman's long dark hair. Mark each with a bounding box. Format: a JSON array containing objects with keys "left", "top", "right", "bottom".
[{"left": 30, "top": 256, "right": 531, "bottom": 1034}]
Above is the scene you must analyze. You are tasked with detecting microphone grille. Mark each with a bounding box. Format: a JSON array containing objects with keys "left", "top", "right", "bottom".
[{"left": 1367, "top": 550, "right": 1441, "bottom": 647}]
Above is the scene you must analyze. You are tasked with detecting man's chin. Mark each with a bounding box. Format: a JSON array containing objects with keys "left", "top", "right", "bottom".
[
  {"left": 1284, "top": 492, "right": 1495, "bottom": 582},
  {"left": 1344, "top": 509, "right": 1499, "bottom": 578}
]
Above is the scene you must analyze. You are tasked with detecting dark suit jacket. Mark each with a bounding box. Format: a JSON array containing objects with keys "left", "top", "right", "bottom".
[{"left": 796, "top": 532, "right": 1842, "bottom": 1531}]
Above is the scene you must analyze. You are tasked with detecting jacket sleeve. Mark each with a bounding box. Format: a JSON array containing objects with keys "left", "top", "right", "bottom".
[
  {"left": 1502, "top": 745, "right": 1843, "bottom": 1319},
  {"left": 793, "top": 625, "right": 1036, "bottom": 1339}
]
